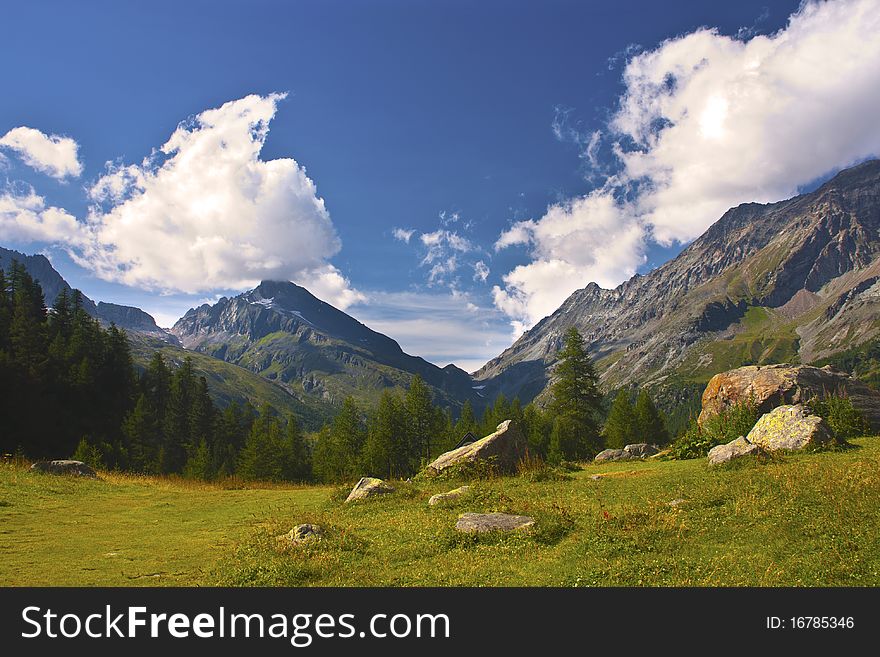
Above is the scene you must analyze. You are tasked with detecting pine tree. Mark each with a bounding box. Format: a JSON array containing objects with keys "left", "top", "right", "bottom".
[
  {"left": 455, "top": 399, "right": 477, "bottom": 437},
  {"left": 237, "top": 406, "right": 286, "bottom": 482},
  {"left": 522, "top": 403, "right": 551, "bottom": 458},
  {"left": 603, "top": 389, "right": 637, "bottom": 449},
  {"left": 363, "top": 391, "right": 410, "bottom": 478},
  {"left": 163, "top": 357, "right": 196, "bottom": 472},
  {"left": 283, "top": 414, "right": 311, "bottom": 481},
  {"left": 405, "top": 375, "right": 434, "bottom": 465},
  {"left": 547, "top": 326, "right": 603, "bottom": 459},
  {"left": 123, "top": 394, "right": 162, "bottom": 473},
  {"left": 184, "top": 439, "right": 213, "bottom": 480},
  {"left": 633, "top": 389, "right": 670, "bottom": 445},
  {"left": 9, "top": 263, "right": 48, "bottom": 378}
]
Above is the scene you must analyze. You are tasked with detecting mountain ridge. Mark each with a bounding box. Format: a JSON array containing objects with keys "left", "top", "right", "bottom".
[
  {"left": 171, "top": 280, "right": 481, "bottom": 410},
  {"left": 474, "top": 159, "right": 880, "bottom": 404}
]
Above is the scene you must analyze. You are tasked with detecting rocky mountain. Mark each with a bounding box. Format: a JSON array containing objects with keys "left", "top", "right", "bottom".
[
  {"left": 474, "top": 159, "right": 880, "bottom": 408},
  {"left": 171, "top": 280, "right": 481, "bottom": 410},
  {"left": 0, "top": 246, "right": 178, "bottom": 344},
  {"left": 0, "top": 247, "right": 98, "bottom": 315}
]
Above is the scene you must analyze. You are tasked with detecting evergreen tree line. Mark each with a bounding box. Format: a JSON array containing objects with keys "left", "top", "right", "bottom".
[
  {"left": 0, "top": 263, "right": 308, "bottom": 482},
  {"left": 313, "top": 327, "right": 671, "bottom": 481},
  {"left": 1, "top": 265, "right": 670, "bottom": 483}
]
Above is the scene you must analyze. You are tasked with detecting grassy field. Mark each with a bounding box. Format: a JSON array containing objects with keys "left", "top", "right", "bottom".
[{"left": 2, "top": 438, "right": 879, "bottom": 587}]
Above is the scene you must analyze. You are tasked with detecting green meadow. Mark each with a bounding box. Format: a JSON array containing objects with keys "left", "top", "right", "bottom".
[{"left": 2, "top": 437, "right": 879, "bottom": 587}]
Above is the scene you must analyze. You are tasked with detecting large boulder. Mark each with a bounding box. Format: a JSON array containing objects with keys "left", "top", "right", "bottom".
[
  {"left": 30, "top": 460, "right": 97, "bottom": 478},
  {"left": 594, "top": 448, "right": 627, "bottom": 462},
  {"left": 699, "top": 364, "right": 880, "bottom": 431},
  {"left": 455, "top": 512, "right": 535, "bottom": 533},
  {"left": 745, "top": 404, "right": 835, "bottom": 451},
  {"left": 707, "top": 436, "right": 762, "bottom": 465},
  {"left": 344, "top": 477, "right": 394, "bottom": 503},
  {"left": 424, "top": 420, "right": 527, "bottom": 476}
]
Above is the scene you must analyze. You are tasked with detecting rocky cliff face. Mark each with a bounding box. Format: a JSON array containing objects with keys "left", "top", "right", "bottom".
[
  {"left": 475, "top": 159, "right": 880, "bottom": 403},
  {"left": 171, "top": 280, "right": 480, "bottom": 409}
]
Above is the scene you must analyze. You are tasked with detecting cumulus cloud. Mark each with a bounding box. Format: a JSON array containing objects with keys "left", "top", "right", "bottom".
[
  {"left": 0, "top": 126, "right": 83, "bottom": 179},
  {"left": 5, "top": 93, "right": 360, "bottom": 309},
  {"left": 495, "top": 0, "right": 880, "bottom": 335},
  {"left": 0, "top": 188, "right": 87, "bottom": 246},
  {"left": 493, "top": 191, "right": 645, "bottom": 334},
  {"left": 473, "top": 260, "right": 489, "bottom": 282}
]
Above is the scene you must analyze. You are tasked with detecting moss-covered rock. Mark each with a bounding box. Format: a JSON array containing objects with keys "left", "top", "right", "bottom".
[{"left": 746, "top": 404, "right": 834, "bottom": 451}]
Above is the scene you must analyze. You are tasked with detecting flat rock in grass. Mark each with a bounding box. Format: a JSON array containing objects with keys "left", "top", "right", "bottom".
[
  {"left": 666, "top": 498, "right": 687, "bottom": 507},
  {"left": 30, "top": 460, "right": 96, "bottom": 478},
  {"left": 345, "top": 477, "right": 394, "bottom": 503},
  {"left": 284, "top": 524, "right": 325, "bottom": 543},
  {"left": 707, "top": 436, "right": 762, "bottom": 465},
  {"left": 745, "top": 404, "right": 834, "bottom": 451},
  {"left": 428, "top": 486, "right": 472, "bottom": 506},
  {"left": 455, "top": 512, "right": 535, "bottom": 533}
]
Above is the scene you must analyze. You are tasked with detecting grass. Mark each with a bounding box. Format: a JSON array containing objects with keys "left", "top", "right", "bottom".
[{"left": 2, "top": 438, "right": 880, "bottom": 587}]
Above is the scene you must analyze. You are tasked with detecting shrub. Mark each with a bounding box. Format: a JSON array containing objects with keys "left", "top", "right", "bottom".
[
  {"left": 807, "top": 395, "right": 869, "bottom": 442},
  {"left": 670, "top": 397, "right": 761, "bottom": 460}
]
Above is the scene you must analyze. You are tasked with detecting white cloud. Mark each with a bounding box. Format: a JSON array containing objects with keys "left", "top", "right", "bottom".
[
  {"left": 13, "top": 93, "right": 360, "bottom": 308},
  {"left": 0, "top": 188, "right": 88, "bottom": 246},
  {"left": 494, "top": 191, "right": 645, "bottom": 333},
  {"left": 349, "top": 290, "right": 511, "bottom": 373},
  {"left": 495, "top": 0, "right": 880, "bottom": 336},
  {"left": 392, "top": 227, "right": 415, "bottom": 243},
  {"left": 0, "top": 126, "right": 83, "bottom": 179},
  {"left": 473, "top": 260, "right": 489, "bottom": 282}
]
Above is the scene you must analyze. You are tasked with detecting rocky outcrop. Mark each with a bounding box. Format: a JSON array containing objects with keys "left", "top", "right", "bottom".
[
  {"left": 455, "top": 512, "right": 535, "bottom": 533},
  {"left": 594, "top": 443, "right": 660, "bottom": 462},
  {"left": 745, "top": 405, "right": 835, "bottom": 451},
  {"left": 428, "top": 486, "right": 472, "bottom": 506},
  {"left": 344, "top": 477, "right": 394, "bottom": 503},
  {"left": 29, "top": 460, "right": 97, "bottom": 478},
  {"left": 424, "top": 421, "right": 527, "bottom": 476},
  {"left": 698, "top": 364, "right": 880, "bottom": 431},
  {"left": 707, "top": 437, "right": 762, "bottom": 465}
]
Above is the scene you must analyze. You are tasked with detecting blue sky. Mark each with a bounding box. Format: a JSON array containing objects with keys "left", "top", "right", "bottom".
[{"left": 3, "top": 0, "right": 880, "bottom": 372}]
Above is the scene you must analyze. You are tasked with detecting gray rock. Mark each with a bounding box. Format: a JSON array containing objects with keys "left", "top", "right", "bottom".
[
  {"left": 594, "top": 443, "right": 659, "bottom": 462},
  {"left": 424, "top": 420, "right": 527, "bottom": 476},
  {"left": 428, "top": 486, "right": 472, "bottom": 506},
  {"left": 30, "top": 460, "right": 97, "bottom": 478},
  {"left": 707, "top": 436, "right": 762, "bottom": 465},
  {"left": 746, "top": 404, "right": 835, "bottom": 451},
  {"left": 284, "top": 524, "right": 325, "bottom": 543},
  {"left": 624, "top": 443, "right": 660, "bottom": 458},
  {"left": 455, "top": 512, "right": 535, "bottom": 533},
  {"left": 344, "top": 477, "right": 395, "bottom": 503},
  {"left": 594, "top": 448, "right": 628, "bottom": 462}
]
